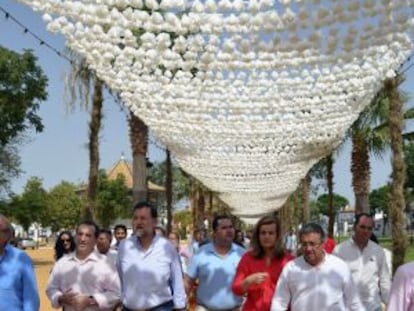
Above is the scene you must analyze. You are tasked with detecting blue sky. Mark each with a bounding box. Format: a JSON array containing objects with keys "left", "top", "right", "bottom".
[{"left": 0, "top": 0, "right": 404, "bottom": 206}]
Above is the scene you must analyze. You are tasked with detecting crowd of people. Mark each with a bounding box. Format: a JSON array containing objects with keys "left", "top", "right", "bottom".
[{"left": 0, "top": 205, "right": 413, "bottom": 310}]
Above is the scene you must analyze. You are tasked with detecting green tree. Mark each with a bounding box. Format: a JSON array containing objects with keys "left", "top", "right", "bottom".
[
  {"left": 47, "top": 181, "right": 82, "bottom": 232},
  {"left": 10, "top": 177, "right": 48, "bottom": 232},
  {"left": 0, "top": 47, "right": 47, "bottom": 195},
  {"left": 96, "top": 170, "right": 131, "bottom": 228},
  {"left": 369, "top": 185, "right": 391, "bottom": 215},
  {"left": 173, "top": 209, "right": 192, "bottom": 239},
  {"left": 148, "top": 161, "right": 190, "bottom": 208},
  {"left": 0, "top": 47, "right": 47, "bottom": 145},
  {"left": 369, "top": 185, "right": 391, "bottom": 236},
  {"left": 404, "top": 142, "right": 414, "bottom": 191},
  {"left": 316, "top": 193, "right": 349, "bottom": 217},
  {"left": 0, "top": 139, "right": 22, "bottom": 196}
]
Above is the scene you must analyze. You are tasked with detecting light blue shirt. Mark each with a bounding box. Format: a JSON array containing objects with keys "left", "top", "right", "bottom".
[
  {"left": 186, "top": 242, "right": 245, "bottom": 309},
  {"left": 117, "top": 234, "right": 186, "bottom": 309},
  {"left": 0, "top": 244, "right": 40, "bottom": 311}
]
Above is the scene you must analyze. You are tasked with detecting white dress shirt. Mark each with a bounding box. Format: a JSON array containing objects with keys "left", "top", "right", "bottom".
[
  {"left": 271, "top": 253, "right": 363, "bottom": 311},
  {"left": 46, "top": 251, "right": 121, "bottom": 311},
  {"left": 117, "top": 234, "right": 187, "bottom": 309},
  {"left": 334, "top": 239, "right": 390, "bottom": 311}
]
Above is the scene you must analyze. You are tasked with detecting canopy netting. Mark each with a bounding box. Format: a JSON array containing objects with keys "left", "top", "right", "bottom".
[{"left": 21, "top": 0, "right": 414, "bottom": 219}]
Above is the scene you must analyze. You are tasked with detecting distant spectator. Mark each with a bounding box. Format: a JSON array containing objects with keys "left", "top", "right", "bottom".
[
  {"left": 234, "top": 229, "right": 247, "bottom": 248},
  {"left": 54, "top": 231, "right": 75, "bottom": 261},
  {"left": 155, "top": 225, "right": 166, "bottom": 237},
  {"left": 283, "top": 228, "right": 297, "bottom": 255},
  {"left": 168, "top": 231, "right": 191, "bottom": 274},
  {"left": 188, "top": 228, "right": 208, "bottom": 255},
  {"left": 96, "top": 229, "right": 117, "bottom": 265},
  {"left": 112, "top": 224, "right": 127, "bottom": 250}
]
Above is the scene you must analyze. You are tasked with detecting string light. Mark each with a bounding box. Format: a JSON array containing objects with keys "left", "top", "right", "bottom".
[{"left": 0, "top": 5, "right": 73, "bottom": 64}]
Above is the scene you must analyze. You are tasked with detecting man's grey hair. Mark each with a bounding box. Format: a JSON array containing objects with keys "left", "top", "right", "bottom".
[{"left": 299, "top": 222, "right": 326, "bottom": 243}]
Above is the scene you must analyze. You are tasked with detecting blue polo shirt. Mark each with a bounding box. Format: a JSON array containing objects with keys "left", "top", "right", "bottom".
[
  {"left": 186, "top": 242, "right": 244, "bottom": 309},
  {"left": 0, "top": 244, "right": 39, "bottom": 311}
]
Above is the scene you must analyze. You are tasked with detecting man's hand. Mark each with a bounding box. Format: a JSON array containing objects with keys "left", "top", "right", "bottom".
[
  {"left": 71, "top": 295, "right": 96, "bottom": 311},
  {"left": 58, "top": 290, "right": 77, "bottom": 306},
  {"left": 59, "top": 290, "right": 96, "bottom": 311}
]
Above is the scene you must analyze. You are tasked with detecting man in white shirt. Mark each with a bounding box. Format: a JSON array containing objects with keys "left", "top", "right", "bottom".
[
  {"left": 334, "top": 213, "right": 390, "bottom": 311},
  {"left": 271, "top": 222, "right": 362, "bottom": 311},
  {"left": 46, "top": 220, "right": 121, "bottom": 311},
  {"left": 117, "top": 201, "right": 187, "bottom": 311}
]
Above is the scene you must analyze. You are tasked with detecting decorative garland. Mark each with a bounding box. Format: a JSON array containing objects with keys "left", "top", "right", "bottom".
[{"left": 19, "top": 0, "right": 414, "bottom": 218}]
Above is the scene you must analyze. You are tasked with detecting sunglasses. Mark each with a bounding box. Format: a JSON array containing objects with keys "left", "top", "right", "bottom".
[{"left": 60, "top": 239, "right": 71, "bottom": 243}]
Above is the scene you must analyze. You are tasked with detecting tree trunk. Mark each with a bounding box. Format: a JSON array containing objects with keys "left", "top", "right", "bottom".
[
  {"left": 165, "top": 149, "right": 173, "bottom": 235},
  {"left": 351, "top": 133, "right": 371, "bottom": 214},
  {"left": 207, "top": 191, "right": 214, "bottom": 228},
  {"left": 326, "top": 155, "right": 335, "bottom": 237},
  {"left": 197, "top": 186, "right": 205, "bottom": 230},
  {"left": 302, "top": 173, "right": 311, "bottom": 224},
  {"left": 84, "top": 79, "right": 103, "bottom": 220},
  {"left": 190, "top": 178, "right": 197, "bottom": 232},
  {"left": 386, "top": 77, "right": 408, "bottom": 274},
  {"left": 128, "top": 113, "right": 148, "bottom": 205}
]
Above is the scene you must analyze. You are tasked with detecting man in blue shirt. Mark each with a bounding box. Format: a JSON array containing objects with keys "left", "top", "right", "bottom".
[
  {"left": 117, "top": 201, "right": 187, "bottom": 311},
  {"left": 185, "top": 215, "right": 245, "bottom": 311},
  {"left": 0, "top": 214, "right": 40, "bottom": 311}
]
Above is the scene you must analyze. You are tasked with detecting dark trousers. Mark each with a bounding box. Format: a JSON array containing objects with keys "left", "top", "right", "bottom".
[{"left": 122, "top": 300, "right": 174, "bottom": 311}]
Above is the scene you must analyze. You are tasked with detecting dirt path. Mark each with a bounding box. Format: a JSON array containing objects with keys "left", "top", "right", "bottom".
[{"left": 26, "top": 248, "right": 55, "bottom": 311}]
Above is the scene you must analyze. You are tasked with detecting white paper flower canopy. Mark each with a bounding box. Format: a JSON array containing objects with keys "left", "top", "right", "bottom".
[{"left": 20, "top": 0, "right": 414, "bottom": 221}]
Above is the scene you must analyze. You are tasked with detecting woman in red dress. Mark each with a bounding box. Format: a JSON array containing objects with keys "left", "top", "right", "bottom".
[{"left": 232, "top": 215, "right": 293, "bottom": 311}]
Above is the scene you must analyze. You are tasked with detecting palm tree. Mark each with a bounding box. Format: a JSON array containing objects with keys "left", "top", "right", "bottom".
[
  {"left": 351, "top": 79, "right": 414, "bottom": 215},
  {"left": 128, "top": 113, "right": 148, "bottom": 205},
  {"left": 326, "top": 154, "right": 335, "bottom": 238},
  {"left": 386, "top": 75, "right": 408, "bottom": 274},
  {"left": 65, "top": 53, "right": 104, "bottom": 220}
]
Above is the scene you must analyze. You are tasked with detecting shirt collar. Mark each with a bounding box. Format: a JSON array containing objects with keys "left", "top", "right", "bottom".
[{"left": 68, "top": 250, "right": 100, "bottom": 262}]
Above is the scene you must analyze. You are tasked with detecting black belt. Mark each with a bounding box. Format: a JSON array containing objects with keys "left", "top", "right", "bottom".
[
  {"left": 198, "top": 304, "right": 241, "bottom": 311},
  {"left": 122, "top": 300, "right": 173, "bottom": 311}
]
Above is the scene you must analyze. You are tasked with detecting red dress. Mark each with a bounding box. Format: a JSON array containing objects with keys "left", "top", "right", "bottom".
[{"left": 232, "top": 251, "right": 293, "bottom": 311}]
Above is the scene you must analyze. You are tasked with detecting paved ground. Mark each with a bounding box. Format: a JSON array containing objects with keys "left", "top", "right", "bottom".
[{"left": 26, "top": 248, "right": 55, "bottom": 311}]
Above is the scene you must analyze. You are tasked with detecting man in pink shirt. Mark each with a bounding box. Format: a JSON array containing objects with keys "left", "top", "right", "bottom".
[
  {"left": 46, "top": 220, "right": 121, "bottom": 311},
  {"left": 387, "top": 261, "right": 414, "bottom": 311}
]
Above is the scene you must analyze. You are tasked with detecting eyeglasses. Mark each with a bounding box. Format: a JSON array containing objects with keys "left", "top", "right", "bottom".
[
  {"left": 60, "top": 239, "right": 71, "bottom": 243},
  {"left": 300, "top": 242, "right": 321, "bottom": 249},
  {"left": 358, "top": 225, "right": 373, "bottom": 231}
]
